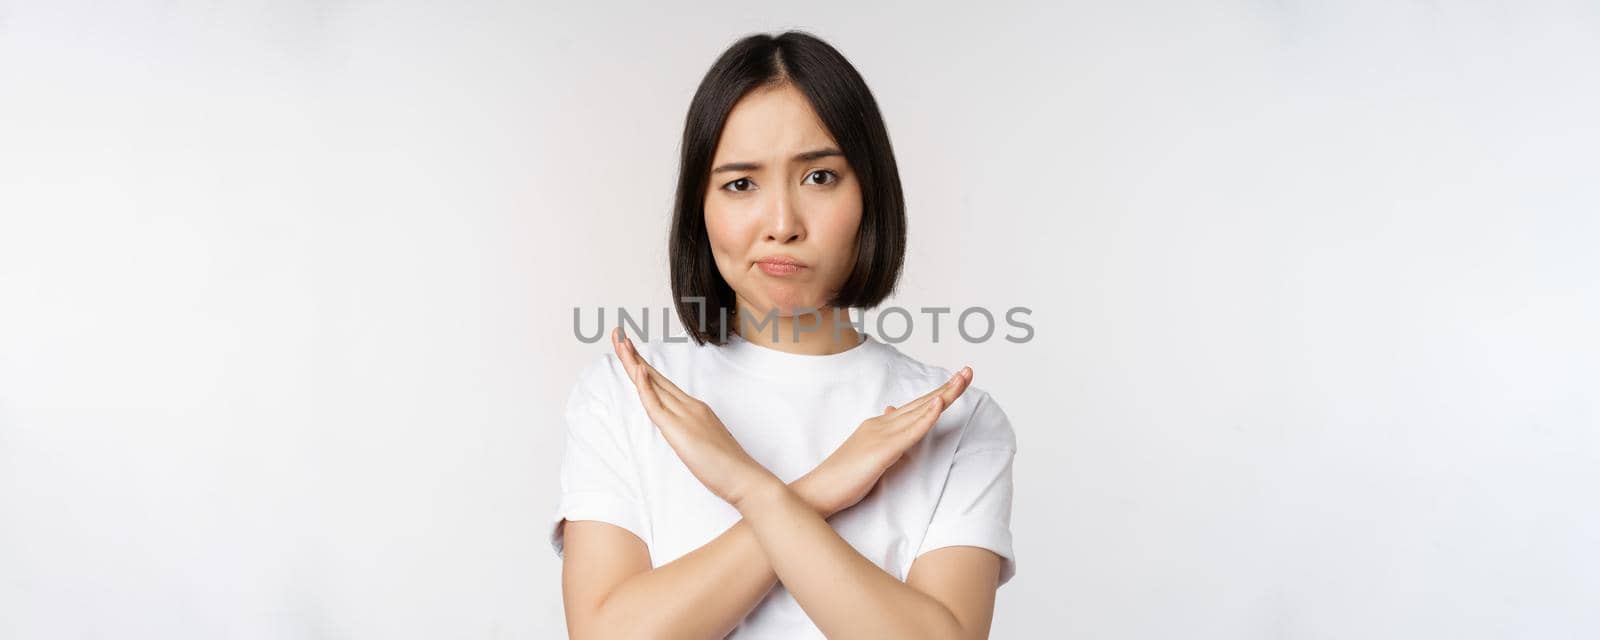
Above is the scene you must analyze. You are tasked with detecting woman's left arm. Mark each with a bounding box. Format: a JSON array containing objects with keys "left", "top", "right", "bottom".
[{"left": 734, "top": 476, "right": 1004, "bottom": 640}]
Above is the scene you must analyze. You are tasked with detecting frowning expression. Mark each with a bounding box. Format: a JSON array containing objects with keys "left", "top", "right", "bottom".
[{"left": 703, "top": 83, "right": 863, "bottom": 317}]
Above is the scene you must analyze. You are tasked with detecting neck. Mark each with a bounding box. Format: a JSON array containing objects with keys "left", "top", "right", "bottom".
[{"left": 731, "top": 300, "right": 862, "bottom": 356}]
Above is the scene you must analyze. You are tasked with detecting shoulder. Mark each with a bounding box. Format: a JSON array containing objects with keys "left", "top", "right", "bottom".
[
  {"left": 953, "top": 386, "right": 1017, "bottom": 454},
  {"left": 878, "top": 345, "right": 1017, "bottom": 454},
  {"left": 565, "top": 338, "right": 711, "bottom": 415},
  {"left": 627, "top": 336, "right": 711, "bottom": 378},
  {"left": 565, "top": 350, "right": 629, "bottom": 418}
]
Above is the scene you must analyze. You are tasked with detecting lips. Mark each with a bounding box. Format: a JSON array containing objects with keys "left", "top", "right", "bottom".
[{"left": 754, "top": 255, "right": 807, "bottom": 276}]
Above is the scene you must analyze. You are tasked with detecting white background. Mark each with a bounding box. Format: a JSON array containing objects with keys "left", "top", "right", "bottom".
[{"left": 2, "top": 1, "right": 1597, "bottom": 638}]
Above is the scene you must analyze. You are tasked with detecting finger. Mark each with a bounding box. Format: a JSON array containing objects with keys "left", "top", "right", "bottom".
[
  {"left": 628, "top": 350, "right": 669, "bottom": 415},
  {"left": 620, "top": 340, "right": 693, "bottom": 414},
  {"left": 889, "top": 385, "right": 964, "bottom": 433},
  {"left": 910, "top": 366, "right": 971, "bottom": 413},
  {"left": 889, "top": 369, "right": 967, "bottom": 416},
  {"left": 614, "top": 327, "right": 645, "bottom": 387},
  {"left": 643, "top": 368, "right": 687, "bottom": 413},
  {"left": 908, "top": 395, "right": 940, "bottom": 425},
  {"left": 934, "top": 366, "right": 974, "bottom": 407},
  {"left": 624, "top": 336, "right": 692, "bottom": 403},
  {"left": 925, "top": 367, "right": 971, "bottom": 404},
  {"left": 614, "top": 329, "right": 653, "bottom": 388},
  {"left": 887, "top": 392, "right": 936, "bottom": 418},
  {"left": 912, "top": 396, "right": 945, "bottom": 432},
  {"left": 620, "top": 337, "right": 659, "bottom": 391},
  {"left": 615, "top": 330, "right": 679, "bottom": 412}
]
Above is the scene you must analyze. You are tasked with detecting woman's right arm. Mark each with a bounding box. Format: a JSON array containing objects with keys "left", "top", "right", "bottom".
[{"left": 559, "top": 473, "right": 836, "bottom": 640}]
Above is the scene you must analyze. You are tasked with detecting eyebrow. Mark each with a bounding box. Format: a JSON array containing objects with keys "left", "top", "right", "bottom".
[{"left": 712, "top": 147, "right": 844, "bottom": 174}]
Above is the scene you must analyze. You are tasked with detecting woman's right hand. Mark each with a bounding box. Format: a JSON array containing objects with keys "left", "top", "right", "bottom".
[{"left": 799, "top": 367, "right": 975, "bottom": 518}]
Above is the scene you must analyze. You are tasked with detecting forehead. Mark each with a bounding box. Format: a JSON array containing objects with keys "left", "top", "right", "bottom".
[{"left": 714, "top": 84, "right": 838, "bottom": 160}]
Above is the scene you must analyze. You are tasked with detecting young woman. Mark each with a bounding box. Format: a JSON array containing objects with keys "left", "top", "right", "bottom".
[{"left": 550, "top": 31, "right": 1017, "bottom": 639}]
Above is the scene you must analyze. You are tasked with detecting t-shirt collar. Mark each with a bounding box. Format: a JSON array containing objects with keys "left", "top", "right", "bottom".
[{"left": 716, "top": 329, "right": 889, "bottom": 379}]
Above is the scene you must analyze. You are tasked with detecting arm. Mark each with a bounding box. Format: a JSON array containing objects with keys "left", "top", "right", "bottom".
[
  {"left": 560, "top": 328, "right": 859, "bottom": 639},
  {"left": 560, "top": 472, "right": 841, "bottom": 640},
  {"left": 593, "top": 328, "right": 1004, "bottom": 638},
  {"left": 732, "top": 476, "right": 1003, "bottom": 640}
]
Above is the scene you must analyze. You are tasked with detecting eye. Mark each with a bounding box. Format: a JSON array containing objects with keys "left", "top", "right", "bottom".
[
  {"left": 804, "top": 169, "right": 838, "bottom": 186},
  {"left": 722, "top": 177, "right": 756, "bottom": 193}
]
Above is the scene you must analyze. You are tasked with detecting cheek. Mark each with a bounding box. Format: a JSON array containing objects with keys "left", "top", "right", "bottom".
[
  {"left": 703, "top": 203, "right": 753, "bottom": 269},
  {"left": 816, "top": 198, "right": 864, "bottom": 276}
]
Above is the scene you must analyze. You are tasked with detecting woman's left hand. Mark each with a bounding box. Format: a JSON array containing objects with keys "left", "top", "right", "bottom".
[{"left": 612, "top": 327, "right": 775, "bottom": 506}]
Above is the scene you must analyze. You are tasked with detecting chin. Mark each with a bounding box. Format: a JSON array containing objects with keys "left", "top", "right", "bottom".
[
  {"left": 751, "top": 290, "right": 830, "bottom": 318},
  {"left": 778, "top": 292, "right": 836, "bottom": 315}
]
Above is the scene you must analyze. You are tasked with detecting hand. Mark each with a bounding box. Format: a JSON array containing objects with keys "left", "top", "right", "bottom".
[
  {"left": 612, "top": 327, "right": 776, "bottom": 506},
  {"left": 804, "top": 367, "right": 975, "bottom": 517}
]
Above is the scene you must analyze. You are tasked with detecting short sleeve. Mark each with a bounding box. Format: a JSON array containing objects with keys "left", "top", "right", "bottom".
[
  {"left": 914, "top": 391, "right": 1019, "bottom": 587},
  {"left": 549, "top": 354, "right": 651, "bottom": 557}
]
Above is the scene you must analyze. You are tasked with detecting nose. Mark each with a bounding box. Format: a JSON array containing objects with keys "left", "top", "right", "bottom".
[{"left": 762, "top": 186, "right": 805, "bottom": 244}]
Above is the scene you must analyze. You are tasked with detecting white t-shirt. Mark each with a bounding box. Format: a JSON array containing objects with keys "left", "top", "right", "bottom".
[{"left": 549, "top": 330, "right": 1017, "bottom": 638}]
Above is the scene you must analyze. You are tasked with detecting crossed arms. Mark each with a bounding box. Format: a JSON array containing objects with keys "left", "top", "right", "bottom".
[{"left": 558, "top": 328, "right": 1005, "bottom": 640}]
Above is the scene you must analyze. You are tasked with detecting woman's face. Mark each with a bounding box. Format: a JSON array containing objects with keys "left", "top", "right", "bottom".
[{"left": 704, "top": 83, "right": 862, "bottom": 319}]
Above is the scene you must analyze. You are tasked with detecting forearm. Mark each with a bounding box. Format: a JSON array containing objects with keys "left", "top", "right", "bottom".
[
  {"left": 582, "top": 476, "right": 832, "bottom": 639},
  {"left": 733, "top": 478, "right": 968, "bottom": 640}
]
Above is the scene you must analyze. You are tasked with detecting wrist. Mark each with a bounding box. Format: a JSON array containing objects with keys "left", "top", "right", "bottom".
[
  {"left": 729, "top": 471, "right": 792, "bottom": 514},
  {"left": 791, "top": 468, "right": 842, "bottom": 518},
  {"left": 724, "top": 464, "right": 783, "bottom": 509}
]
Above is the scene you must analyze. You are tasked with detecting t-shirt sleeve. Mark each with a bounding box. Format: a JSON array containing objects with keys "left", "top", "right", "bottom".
[
  {"left": 914, "top": 390, "right": 1019, "bottom": 587},
  {"left": 549, "top": 354, "right": 651, "bottom": 558}
]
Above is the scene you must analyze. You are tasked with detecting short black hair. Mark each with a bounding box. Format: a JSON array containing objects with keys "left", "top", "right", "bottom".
[{"left": 669, "top": 30, "right": 906, "bottom": 346}]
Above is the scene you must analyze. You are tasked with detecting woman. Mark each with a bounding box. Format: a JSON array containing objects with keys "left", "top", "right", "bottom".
[{"left": 550, "top": 30, "right": 1017, "bottom": 639}]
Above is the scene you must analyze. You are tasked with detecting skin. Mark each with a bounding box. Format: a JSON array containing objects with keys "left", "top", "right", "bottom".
[
  {"left": 559, "top": 83, "right": 1004, "bottom": 639},
  {"left": 701, "top": 82, "right": 864, "bottom": 354}
]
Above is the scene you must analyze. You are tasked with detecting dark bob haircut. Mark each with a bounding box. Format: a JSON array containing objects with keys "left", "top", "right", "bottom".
[{"left": 669, "top": 30, "right": 906, "bottom": 346}]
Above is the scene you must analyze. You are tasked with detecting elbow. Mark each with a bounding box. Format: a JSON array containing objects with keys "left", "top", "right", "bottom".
[
  {"left": 928, "top": 605, "right": 986, "bottom": 640},
  {"left": 565, "top": 621, "right": 637, "bottom": 640},
  {"left": 565, "top": 604, "right": 662, "bottom": 640},
  {"left": 941, "top": 624, "right": 988, "bottom": 640},
  {"left": 563, "top": 603, "right": 617, "bottom": 640}
]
